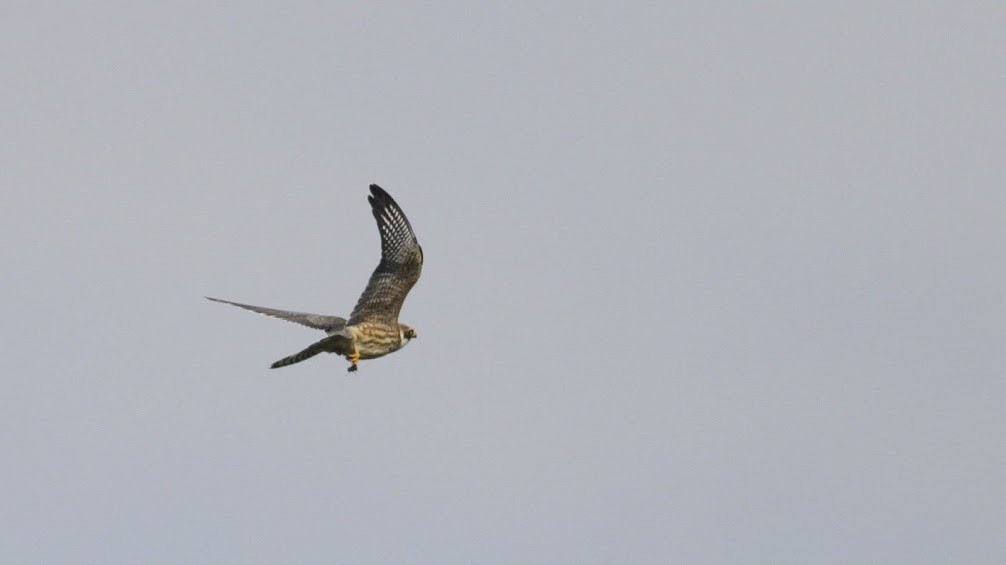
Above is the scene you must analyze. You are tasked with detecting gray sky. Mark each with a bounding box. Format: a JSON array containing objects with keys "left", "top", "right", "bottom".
[{"left": 3, "top": 2, "right": 1004, "bottom": 563}]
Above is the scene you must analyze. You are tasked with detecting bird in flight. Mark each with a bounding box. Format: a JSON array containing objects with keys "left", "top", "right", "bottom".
[{"left": 208, "top": 184, "right": 423, "bottom": 372}]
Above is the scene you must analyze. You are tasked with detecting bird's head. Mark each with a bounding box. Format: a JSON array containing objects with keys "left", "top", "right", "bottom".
[{"left": 399, "top": 324, "right": 417, "bottom": 346}]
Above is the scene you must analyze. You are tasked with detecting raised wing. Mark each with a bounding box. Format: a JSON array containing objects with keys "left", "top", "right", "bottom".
[
  {"left": 347, "top": 184, "right": 423, "bottom": 325},
  {"left": 206, "top": 297, "right": 347, "bottom": 333}
]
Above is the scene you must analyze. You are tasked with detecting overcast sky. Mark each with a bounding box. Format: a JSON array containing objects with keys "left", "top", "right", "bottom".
[{"left": 3, "top": 2, "right": 1004, "bottom": 563}]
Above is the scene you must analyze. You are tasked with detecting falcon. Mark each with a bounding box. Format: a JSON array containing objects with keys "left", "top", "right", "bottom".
[{"left": 208, "top": 184, "right": 423, "bottom": 372}]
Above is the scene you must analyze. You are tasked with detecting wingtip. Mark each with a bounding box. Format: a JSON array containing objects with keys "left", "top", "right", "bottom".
[
  {"left": 368, "top": 184, "right": 400, "bottom": 213},
  {"left": 368, "top": 184, "right": 389, "bottom": 212}
]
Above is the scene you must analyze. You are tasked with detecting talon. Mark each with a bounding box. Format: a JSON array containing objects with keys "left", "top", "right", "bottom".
[{"left": 345, "top": 349, "right": 361, "bottom": 373}]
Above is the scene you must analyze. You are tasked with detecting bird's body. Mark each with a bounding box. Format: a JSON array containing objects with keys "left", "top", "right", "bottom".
[
  {"left": 349, "top": 322, "right": 413, "bottom": 359},
  {"left": 208, "top": 184, "right": 422, "bottom": 372}
]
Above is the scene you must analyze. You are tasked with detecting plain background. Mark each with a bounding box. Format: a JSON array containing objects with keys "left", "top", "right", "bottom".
[{"left": 3, "top": 2, "right": 1004, "bottom": 563}]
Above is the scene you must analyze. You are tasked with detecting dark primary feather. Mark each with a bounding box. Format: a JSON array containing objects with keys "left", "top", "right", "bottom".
[
  {"left": 347, "top": 185, "right": 423, "bottom": 325},
  {"left": 205, "top": 297, "right": 346, "bottom": 333}
]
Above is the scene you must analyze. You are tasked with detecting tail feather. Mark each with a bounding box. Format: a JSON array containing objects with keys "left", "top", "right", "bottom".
[
  {"left": 271, "top": 342, "right": 327, "bottom": 368},
  {"left": 269, "top": 333, "right": 353, "bottom": 369}
]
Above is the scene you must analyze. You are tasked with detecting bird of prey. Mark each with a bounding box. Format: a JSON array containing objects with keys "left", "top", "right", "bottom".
[{"left": 208, "top": 184, "right": 423, "bottom": 372}]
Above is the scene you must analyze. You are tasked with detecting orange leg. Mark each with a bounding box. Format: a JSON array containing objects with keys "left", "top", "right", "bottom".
[{"left": 347, "top": 350, "right": 360, "bottom": 372}]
